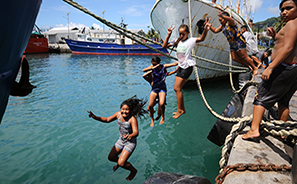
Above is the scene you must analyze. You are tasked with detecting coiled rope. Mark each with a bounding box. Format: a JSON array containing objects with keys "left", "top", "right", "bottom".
[{"left": 219, "top": 118, "right": 297, "bottom": 173}]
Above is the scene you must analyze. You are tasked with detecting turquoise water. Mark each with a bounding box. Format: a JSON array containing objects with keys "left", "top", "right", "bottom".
[{"left": 1, "top": 54, "right": 234, "bottom": 184}]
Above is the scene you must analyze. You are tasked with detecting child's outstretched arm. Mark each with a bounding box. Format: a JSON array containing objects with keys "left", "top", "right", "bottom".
[
  {"left": 87, "top": 111, "right": 118, "bottom": 123},
  {"left": 123, "top": 117, "right": 139, "bottom": 140},
  {"left": 208, "top": 17, "right": 222, "bottom": 33},
  {"left": 196, "top": 18, "right": 212, "bottom": 42},
  {"left": 142, "top": 70, "right": 152, "bottom": 78},
  {"left": 164, "top": 61, "right": 178, "bottom": 68},
  {"left": 143, "top": 64, "right": 160, "bottom": 72},
  {"left": 218, "top": 11, "right": 236, "bottom": 26},
  {"left": 162, "top": 24, "right": 176, "bottom": 48},
  {"left": 168, "top": 66, "right": 179, "bottom": 76}
]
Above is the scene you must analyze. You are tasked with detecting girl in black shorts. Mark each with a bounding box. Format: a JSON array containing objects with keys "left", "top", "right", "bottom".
[{"left": 162, "top": 20, "right": 211, "bottom": 119}]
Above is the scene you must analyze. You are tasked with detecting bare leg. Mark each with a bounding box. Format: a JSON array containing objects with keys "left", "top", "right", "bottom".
[
  {"left": 117, "top": 150, "right": 137, "bottom": 181},
  {"left": 173, "top": 76, "right": 187, "bottom": 119},
  {"left": 237, "top": 49, "right": 258, "bottom": 75},
  {"left": 148, "top": 92, "right": 158, "bottom": 127},
  {"left": 278, "top": 103, "right": 290, "bottom": 122},
  {"left": 251, "top": 55, "right": 265, "bottom": 68},
  {"left": 155, "top": 104, "right": 161, "bottom": 120},
  {"left": 108, "top": 146, "right": 121, "bottom": 172},
  {"left": 242, "top": 105, "right": 265, "bottom": 139},
  {"left": 230, "top": 51, "right": 247, "bottom": 66},
  {"left": 158, "top": 92, "right": 166, "bottom": 124}
]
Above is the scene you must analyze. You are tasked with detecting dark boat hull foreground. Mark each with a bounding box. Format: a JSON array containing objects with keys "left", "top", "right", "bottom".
[
  {"left": 65, "top": 39, "right": 168, "bottom": 55},
  {"left": 0, "top": 0, "right": 42, "bottom": 123}
]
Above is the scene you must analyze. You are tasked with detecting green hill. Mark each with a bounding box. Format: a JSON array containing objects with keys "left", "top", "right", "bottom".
[{"left": 252, "top": 16, "right": 282, "bottom": 32}]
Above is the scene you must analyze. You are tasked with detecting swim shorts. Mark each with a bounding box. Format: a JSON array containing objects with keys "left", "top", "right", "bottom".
[
  {"left": 229, "top": 42, "right": 246, "bottom": 52},
  {"left": 176, "top": 66, "right": 193, "bottom": 79},
  {"left": 253, "top": 63, "right": 297, "bottom": 109},
  {"left": 115, "top": 137, "right": 137, "bottom": 154},
  {"left": 152, "top": 81, "right": 167, "bottom": 94}
]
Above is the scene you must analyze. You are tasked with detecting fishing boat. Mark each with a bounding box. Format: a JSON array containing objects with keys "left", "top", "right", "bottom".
[
  {"left": 0, "top": 0, "right": 42, "bottom": 123},
  {"left": 24, "top": 25, "right": 49, "bottom": 54},
  {"left": 65, "top": 38, "right": 168, "bottom": 55},
  {"left": 64, "top": 22, "right": 168, "bottom": 56},
  {"left": 150, "top": 0, "right": 254, "bottom": 80}
]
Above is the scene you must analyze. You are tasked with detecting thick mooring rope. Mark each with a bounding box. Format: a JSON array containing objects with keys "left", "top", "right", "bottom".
[
  {"left": 218, "top": 118, "right": 297, "bottom": 173},
  {"left": 228, "top": 53, "right": 259, "bottom": 93}
]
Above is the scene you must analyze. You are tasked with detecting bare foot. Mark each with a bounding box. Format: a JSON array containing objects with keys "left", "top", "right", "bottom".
[
  {"left": 257, "top": 62, "right": 265, "bottom": 69},
  {"left": 173, "top": 110, "right": 185, "bottom": 119},
  {"left": 252, "top": 68, "right": 258, "bottom": 76},
  {"left": 172, "top": 112, "right": 177, "bottom": 115},
  {"left": 150, "top": 119, "right": 154, "bottom": 127},
  {"left": 242, "top": 130, "right": 260, "bottom": 139},
  {"left": 113, "top": 164, "right": 119, "bottom": 172},
  {"left": 160, "top": 117, "right": 165, "bottom": 124},
  {"left": 126, "top": 169, "right": 137, "bottom": 181}
]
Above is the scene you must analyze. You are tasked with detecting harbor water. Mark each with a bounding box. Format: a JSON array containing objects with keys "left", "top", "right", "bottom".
[{"left": 1, "top": 54, "right": 235, "bottom": 184}]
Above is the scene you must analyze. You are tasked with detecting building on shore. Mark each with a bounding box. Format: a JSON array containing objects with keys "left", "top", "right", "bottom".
[{"left": 44, "top": 27, "right": 146, "bottom": 44}]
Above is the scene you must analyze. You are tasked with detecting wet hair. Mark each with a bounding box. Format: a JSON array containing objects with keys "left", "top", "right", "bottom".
[
  {"left": 120, "top": 95, "right": 147, "bottom": 118},
  {"left": 151, "top": 56, "right": 161, "bottom": 64},
  {"left": 173, "top": 24, "right": 190, "bottom": 47},
  {"left": 280, "top": 0, "right": 297, "bottom": 10}
]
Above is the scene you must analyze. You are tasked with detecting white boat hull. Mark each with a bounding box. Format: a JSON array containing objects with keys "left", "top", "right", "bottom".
[{"left": 151, "top": 0, "right": 247, "bottom": 80}]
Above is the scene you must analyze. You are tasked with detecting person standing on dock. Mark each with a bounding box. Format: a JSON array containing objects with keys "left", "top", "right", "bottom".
[
  {"left": 87, "top": 96, "right": 147, "bottom": 181},
  {"left": 209, "top": 11, "right": 259, "bottom": 75},
  {"left": 162, "top": 19, "right": 212, "bottom": 119},
  {"left": 242, "top": 0, "right": 297, "bottom": 140},
  {"left": 240, "top": 25, "right": 267, "bottom": 68},
  {"left": 142, "top": 56, "right": 178, "bottom": 127}
]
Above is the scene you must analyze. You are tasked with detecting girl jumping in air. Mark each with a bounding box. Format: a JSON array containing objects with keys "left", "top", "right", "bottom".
[
  {"left": 209, "top": 11, "right": 260, "bottom": 75},
  {"left": 162, "top": 19, "right": 211, "bottom": 119},
  {"left": 143, "top": 56, "right": 178, "bottom": 127},
  {"left": 87, "top": 96, "right": 147, "bottom": 181}
]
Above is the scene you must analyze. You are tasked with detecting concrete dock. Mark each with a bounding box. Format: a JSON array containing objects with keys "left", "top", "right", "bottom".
[
  {"left": 48, "top": 43, "right": 71, "bottom": 53},
  {"left": 221, "top": 69, "right": 296, "bottom": 184}
]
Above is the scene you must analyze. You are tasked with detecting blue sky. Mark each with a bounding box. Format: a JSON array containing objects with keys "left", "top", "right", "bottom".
[{"left": 35, "top": 0, "right": 283, "bottom": 32}]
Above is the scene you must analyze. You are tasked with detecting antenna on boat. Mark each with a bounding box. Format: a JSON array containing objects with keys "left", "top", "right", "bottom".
[
  {"left": 101, "top": 10, "right": 105, "bottom": 34},
  {"left": 63, "top": 12, "right": 70, "bottom": 38}
]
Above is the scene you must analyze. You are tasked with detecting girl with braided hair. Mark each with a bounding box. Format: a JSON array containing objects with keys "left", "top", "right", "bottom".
[{"left": 87, "top": 95, "right": 147, "bottom": 181}]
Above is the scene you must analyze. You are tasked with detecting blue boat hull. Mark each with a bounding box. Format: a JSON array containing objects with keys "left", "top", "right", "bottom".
[
  {"left": 0, "top": 0, "right": 42, "bottom": 123},
  {"left": 65, "top": 39, "right": 168, "bottom": 55}
]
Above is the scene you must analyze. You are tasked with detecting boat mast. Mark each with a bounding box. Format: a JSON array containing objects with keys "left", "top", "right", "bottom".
[{"left": 237, "top": 0, "right": 241, "bottom": 13}]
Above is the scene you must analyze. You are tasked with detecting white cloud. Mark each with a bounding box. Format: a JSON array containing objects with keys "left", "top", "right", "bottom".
[
  {"left": 92, "top": 23, "right": 101, "bottom": 29},
  {"left": 267, "top": 5, "right": 280, "bottom": 15},
  {"left": 250, "top": 0, "right": 263, "bottom": 12},
  {"left": 120, "top": 4, "right": 151, "bottom": 17}
]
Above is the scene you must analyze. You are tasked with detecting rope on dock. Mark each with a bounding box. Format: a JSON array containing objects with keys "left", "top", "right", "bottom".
[
  {"left": 218, "top": 116, "right": 252, "bottom": 173},
  {"left": 218, "top": 118, "right": 297, "bottom": 173},
  {"left": 62, "top": 0, "right": 249, "bottom": 72}
]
